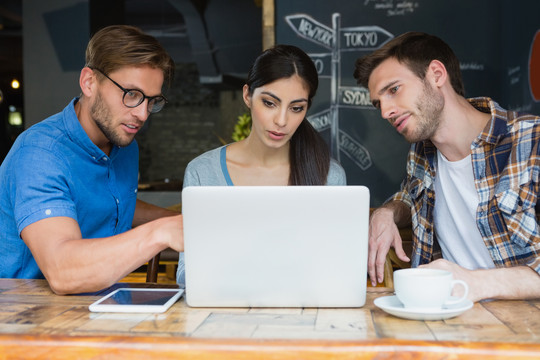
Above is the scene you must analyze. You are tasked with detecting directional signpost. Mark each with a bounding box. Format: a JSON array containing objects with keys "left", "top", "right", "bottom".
[{"left": 286, "top": 13, "right": 393, "bottom": 170}]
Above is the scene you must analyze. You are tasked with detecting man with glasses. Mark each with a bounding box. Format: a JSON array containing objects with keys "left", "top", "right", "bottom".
[{"left": 0, "top": 25, "right": 183, "bottom": 294}]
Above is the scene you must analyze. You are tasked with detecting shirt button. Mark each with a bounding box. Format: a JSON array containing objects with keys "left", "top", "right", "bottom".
[
  {"left": 116, "top": 199, "right": 119, "bottom": 204},
  {"left": 102, "top": 157, "right": 108, "bottom": 161}
]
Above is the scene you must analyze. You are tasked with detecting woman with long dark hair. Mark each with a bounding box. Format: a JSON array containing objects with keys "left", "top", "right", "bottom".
[
  {"left": 184, "top": 44, "right": 345, "bottom": 187},
  {"left": 176, "top": 44, "right": 346, "bottom": 285}
]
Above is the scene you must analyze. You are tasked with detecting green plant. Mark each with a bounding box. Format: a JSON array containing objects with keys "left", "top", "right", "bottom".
[{"left": 231, "top": 112, "right": 252, "bottom": 142}]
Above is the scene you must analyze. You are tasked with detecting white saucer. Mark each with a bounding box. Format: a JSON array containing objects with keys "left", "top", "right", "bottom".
[{"left": 374, "top": 295, "right": 473, "bottom": 321}]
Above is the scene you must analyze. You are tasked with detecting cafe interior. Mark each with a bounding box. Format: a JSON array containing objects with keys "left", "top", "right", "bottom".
[{"left": 0, "top": 0, "right": 539, "bottom": 358}]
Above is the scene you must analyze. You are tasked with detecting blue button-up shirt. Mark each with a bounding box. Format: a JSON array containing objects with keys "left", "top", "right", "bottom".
[{"left": 0, "top": 98, "right": 139, "bottom": 278}]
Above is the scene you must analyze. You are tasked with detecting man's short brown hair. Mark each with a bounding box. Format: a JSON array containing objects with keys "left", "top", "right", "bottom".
[
  {"left": 353, "top": 31, "right": 464, "bottom": 96},
  {"left": 85, "top": 25, "right": 175, "bottom": 86}
]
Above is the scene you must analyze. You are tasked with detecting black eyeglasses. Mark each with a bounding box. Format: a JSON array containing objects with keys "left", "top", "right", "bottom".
[{"left": 91, "top": 67, "right": 167, "bottom": 114}]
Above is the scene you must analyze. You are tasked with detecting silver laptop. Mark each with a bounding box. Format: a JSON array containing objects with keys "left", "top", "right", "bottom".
[{"left": 182, "top": 186, "right": 369, "bottom": 308}]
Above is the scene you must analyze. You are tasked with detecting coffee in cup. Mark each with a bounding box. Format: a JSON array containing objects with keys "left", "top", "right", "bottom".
[{"left": 393, "top": 268, "right": 469, "bottom": 310}]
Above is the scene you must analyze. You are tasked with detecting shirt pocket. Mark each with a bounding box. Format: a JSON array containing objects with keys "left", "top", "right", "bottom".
[
  {"left": 116, "top": 185, "right": 138, "bottom": 232},
  {"left": 495, "top": 182, "right": 539, "bottom": 248},
  {"left": 407, "top": 177, "right": 426, "bottom": 201}
]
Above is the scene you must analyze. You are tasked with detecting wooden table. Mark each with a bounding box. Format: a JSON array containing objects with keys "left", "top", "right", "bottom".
[{"left": 1, "top": 279, "right": 539, "bottom": 359}]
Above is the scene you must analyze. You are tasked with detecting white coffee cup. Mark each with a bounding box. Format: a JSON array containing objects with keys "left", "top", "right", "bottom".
[{"left": 393, "top": 268, "right": 469, "bottom": 310}]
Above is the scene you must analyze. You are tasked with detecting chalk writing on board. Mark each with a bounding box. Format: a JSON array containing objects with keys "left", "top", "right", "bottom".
[
  {"left": 309, "top": 53, "right": 332, "bottom": 78},
  {"left": 285, "top": 14, "right": 334, "bottom": 49},
  {"left": 339, "top": 131, "right": 371, "bottom": 170},
  {"left": 339, "top": 86, "right": 372, "bottom": 107},
  {"left": 363, "top": 0, "right": 420, "bottom": 17},
  {"left": 287, "top": 12, "right": 393, "bottom": 171},
  {"left": 340, "top": 26, "right": 393, "bottom": 51},
  {"left": 460, "top": 62, "right": 485, "bottom": 71},
  {"left": 308, "top": 109, "right": 332, "bottom": 132},
  {"left": 508, "top": 66, "right": 521, "bottom": 86}
]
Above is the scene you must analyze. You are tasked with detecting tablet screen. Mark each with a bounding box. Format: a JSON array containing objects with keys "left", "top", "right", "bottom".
[
  {"left": 101, "top": 289, "right": 176, "bottom": 305},
  {"left": 89, "top": 288, "right": 184, "bottom": 313}
]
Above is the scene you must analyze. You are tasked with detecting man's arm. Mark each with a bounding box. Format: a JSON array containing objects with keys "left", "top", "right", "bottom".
[
  {"left": 368, "top": 200, "right": 412, "bottom": 286},
  {"left": 21, "top": 214, "right": 183, "bottom": 295},
  {"left": 132, "top": 199, "right": 179, "bottom": 227},
  {"left": 424, "top": 259, "right": 540, "bottom": 301}
]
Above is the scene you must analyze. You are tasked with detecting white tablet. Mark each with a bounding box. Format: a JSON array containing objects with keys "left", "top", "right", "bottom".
[{"left": 89, "top": 288, "right": 184, "bottom": 313}]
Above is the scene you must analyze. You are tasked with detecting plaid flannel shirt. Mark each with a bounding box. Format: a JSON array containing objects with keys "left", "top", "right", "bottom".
[{"left": 390, "top": 97, "right": 540, "bottom": 274}]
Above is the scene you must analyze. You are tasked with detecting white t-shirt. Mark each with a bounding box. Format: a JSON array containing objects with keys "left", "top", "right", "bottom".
[{"left": 433, "top": 151, "right": 495, "bottom": 270}]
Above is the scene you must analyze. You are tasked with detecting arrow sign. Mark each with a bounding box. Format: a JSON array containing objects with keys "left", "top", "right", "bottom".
[
  {"left": 339, "top": 25, "right": 393, "bottom": 51},
  {"left": 286, "top": 12, "right": 392, "bottom": 167},
  {"left": 285, "top": 14, "right": 335, "bottom": 50},
  {"left": 338, "top": 86, "right": 373, "bottom": 109},
  {"left": 307, "top": 108, "right": 332, "bottom": 132},
  {"left": 339, "top": 131, "right": 372, "bottom": 170},
  {"left": 309, "top": 53, "right": 332, "bottom": 78}
]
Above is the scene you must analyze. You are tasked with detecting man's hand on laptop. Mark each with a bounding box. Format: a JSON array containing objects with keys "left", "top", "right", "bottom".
[{"left": 153, "top": 214, "right": 184, "bottom": 253}]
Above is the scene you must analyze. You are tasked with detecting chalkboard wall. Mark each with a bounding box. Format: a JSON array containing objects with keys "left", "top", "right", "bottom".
[{"left": 275, "top": 0, "right": 540, "bottom": 206}]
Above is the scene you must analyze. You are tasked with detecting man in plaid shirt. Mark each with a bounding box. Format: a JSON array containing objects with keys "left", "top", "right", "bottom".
[{"left": 354, "top": 31, "right": 540, "bottom": 302}]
